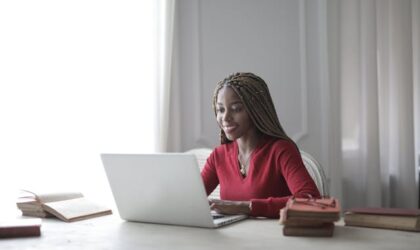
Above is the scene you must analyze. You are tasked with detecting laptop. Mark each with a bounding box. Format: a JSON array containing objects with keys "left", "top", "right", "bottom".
[{"left": 101, "top": 153, "right": 247, "bottom": 228}]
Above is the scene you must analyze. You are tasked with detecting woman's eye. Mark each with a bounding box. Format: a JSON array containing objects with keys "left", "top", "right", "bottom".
[
  {"left": 216, "top": 108, "right": 225, "bottom": 113},
  {"left": 232, "top": 106, "right": 242, "bottom": 112}
]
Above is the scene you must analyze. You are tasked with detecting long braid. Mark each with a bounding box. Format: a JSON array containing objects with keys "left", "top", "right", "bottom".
[{"left": 212, "top": 72, "right": 292, "bottom": 144}]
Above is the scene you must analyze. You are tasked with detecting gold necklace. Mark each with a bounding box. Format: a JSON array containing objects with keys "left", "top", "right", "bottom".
[{"left": 238, "top": 151, "right": 252, "bottom": 176}]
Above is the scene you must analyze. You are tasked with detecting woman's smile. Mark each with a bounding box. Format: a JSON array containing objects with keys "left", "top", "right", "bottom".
[{"left": 223, "top": 124, "right": 238, "bottom": 133}]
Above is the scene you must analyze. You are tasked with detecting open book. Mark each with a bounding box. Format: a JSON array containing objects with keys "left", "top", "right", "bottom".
[{"left": 16, "top": 190, "right": 112, "bottom": 222}]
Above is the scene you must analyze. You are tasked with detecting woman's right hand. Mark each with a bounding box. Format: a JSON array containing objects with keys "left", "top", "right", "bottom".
[{"left": 208, "top": 199, "right": 251, "bottom": 215}]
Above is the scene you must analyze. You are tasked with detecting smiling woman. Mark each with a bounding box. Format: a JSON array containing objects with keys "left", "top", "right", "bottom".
[
  {"left": 0, "top": 0, "right": 161, "bottom": 212},
  {"left": 202, "top": 72, "right": 321, "bottom": 218}
]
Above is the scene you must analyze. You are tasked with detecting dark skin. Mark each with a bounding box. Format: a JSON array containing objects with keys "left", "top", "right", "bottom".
[{"left": 211, "top": 86, "right": 261, "bottom": 215}]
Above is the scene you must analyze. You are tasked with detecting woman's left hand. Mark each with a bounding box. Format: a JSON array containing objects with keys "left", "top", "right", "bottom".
[{"left": 209, "top": 199, "right": 251, "bottom": 215}]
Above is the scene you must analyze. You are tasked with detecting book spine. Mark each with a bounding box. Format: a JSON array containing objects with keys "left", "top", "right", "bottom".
[
  {"left": 344, "top": 214, "right": 420, "bottom": 232},
  {"left": 283, "top": 226, "right": 334, "bottom": 237}
]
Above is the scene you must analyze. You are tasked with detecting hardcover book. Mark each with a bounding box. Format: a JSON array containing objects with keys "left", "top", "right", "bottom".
[
  {"left": 280, "top": 197, "right": 341, "bottom": 237},
  {"left": 344, "top": 207, "right": 420, "bottom": 232},
  {"left": 0, "top": 218, "right": 41, "bottom": 238},
  {"left": 16, "top": 190, "right": 112, "bottom": 222},
  {"left": 283, "top": 197, "right": 341, "bottom": 221},
  {"left": 283, "top": 222, "right": 335, "bottom": 237}
]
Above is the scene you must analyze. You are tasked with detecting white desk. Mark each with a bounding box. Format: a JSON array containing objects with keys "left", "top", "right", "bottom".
[{"left": 1, "top": 215, "right": 419, "bottom": 250}]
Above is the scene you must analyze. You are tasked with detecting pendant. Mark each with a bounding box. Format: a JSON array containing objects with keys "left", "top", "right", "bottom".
[{"left": 240, "top": 164, "right": 246, "bottom": 176}]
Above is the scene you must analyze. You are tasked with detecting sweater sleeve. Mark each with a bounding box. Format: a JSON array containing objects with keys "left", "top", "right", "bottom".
[
  {"left": 250, "top": 143, "right": 321, "bottom": 218},
  {"left": 200, "top": 150, "right": 219, "bottom": 196}
]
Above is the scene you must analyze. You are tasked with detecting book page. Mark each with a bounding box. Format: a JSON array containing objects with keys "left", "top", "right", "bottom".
[
  {"left": 19, "top": 189, "right": 84, "bottom": 203},
  {"left": 42, "top": 198, "right": 112, "bottom": 222},
  {"left": 36, "top": 192, "right": 84, "bottom": 203}
]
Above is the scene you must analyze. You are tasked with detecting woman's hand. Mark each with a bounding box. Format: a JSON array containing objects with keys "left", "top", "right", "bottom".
[{"left": 209, "top": 199, "right": 251, "bottom": 215}]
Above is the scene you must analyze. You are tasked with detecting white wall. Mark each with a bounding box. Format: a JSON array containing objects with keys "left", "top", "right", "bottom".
[{"left": 169, "top": 0, "right": 338, "bottom": 188}]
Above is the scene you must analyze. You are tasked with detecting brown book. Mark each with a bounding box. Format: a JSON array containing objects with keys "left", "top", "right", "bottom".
[
  {"left": 283, "top": 223, "right": 335, "bottom": 237},
  {"left": 281, "top": 216, "right": 331, "bottom": 227},
  {"left": 281, "top": 197, "right": 341, "bottom": 222},
  {"left": 16, "top": 190, "right": 112, "bottom": 222},
  {"left": 280, "top": 197, "right": 340, "bottom": 237},
  {"left": 0, "top": 219, "right": 41, "bottom": 238},
  {"left": 344, "top": 207, "right": 420, "bottom": 232}
]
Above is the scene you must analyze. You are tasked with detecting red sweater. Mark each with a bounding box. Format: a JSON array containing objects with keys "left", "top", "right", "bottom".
[{"left": 201, "top": 136, "right": 320, "bottom": 218}]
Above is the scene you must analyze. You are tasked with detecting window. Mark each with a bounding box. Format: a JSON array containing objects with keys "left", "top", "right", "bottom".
[{"left": 0, "top": 1, "right": 158, "bottom": 207}]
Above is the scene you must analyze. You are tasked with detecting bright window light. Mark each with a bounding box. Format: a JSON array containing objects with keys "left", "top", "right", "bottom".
[{"left": 0, "top": 1, "right": 158, "bottom": 213}]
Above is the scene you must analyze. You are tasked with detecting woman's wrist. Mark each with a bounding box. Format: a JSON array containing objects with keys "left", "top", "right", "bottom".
[{"left": 240, "top": 201, "right": 252, "bottom": 214}]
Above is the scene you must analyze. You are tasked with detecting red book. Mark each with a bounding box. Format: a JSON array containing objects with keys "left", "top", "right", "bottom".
[
  {"left": 0, "top": 218, "right": 41, "bottom": 238},
  {"left": 280, "top": 197, "right": 341, "bottom": 237},
  {"left": 283, "top": 222, "right": 335, "bottom": 237},
  {"left": 282, "top": 197, "right": 341, "bottom": 222}
]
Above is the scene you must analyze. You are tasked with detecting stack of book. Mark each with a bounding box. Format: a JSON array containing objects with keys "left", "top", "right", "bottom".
[
  {"left": 279, "top": 197, "right": 341, "bottom": 237},
  {"left": 16, "top": 190, "right": 112, "bottom": 222},
  {"left": 344, "top": 207, "right": 420, "bottom": 232}
]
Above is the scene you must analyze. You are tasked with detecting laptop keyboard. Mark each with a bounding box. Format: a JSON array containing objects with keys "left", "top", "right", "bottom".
[{"left": 212, "top": 214, "right": 225, "bottom": 219}]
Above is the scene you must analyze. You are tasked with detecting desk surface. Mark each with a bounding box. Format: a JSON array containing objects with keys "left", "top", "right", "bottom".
[{"left": 1, "top": 215, "right": 419, "bottom": 250}]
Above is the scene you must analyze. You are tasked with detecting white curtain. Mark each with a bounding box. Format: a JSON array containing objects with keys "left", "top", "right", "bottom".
[
  {"left": 157, "top": 0, "right": 176, "bottom": 152},
  {"left": 330, "top": 0, "right": 419, "bottom": 208}
]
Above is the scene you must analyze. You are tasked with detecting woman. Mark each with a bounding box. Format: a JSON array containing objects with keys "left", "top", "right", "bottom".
[{"left": 201, "top": 72, "right": 320, "bottom": 218}]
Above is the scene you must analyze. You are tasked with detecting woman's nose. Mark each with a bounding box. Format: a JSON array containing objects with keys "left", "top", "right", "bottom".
[{"left": 223, "top": 110, "right": 232, "bottom": 121}]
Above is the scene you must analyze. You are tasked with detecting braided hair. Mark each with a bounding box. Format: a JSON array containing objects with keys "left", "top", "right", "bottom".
[{"left": 213, "top": 72, "right": 292, "bottom": 144}]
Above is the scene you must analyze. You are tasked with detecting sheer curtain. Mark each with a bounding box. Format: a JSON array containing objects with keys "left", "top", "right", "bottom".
[
  {"left": 0, "top": 1, "right": 161, "bottom": 215},
  {"left": 329, "top": 0, "right": 419, "bottom": 209},
  {"left": 157, "top": 0, "right": 176, "bottom": 152}
]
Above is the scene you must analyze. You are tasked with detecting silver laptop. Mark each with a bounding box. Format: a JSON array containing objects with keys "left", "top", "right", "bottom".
[{"left": 101, "top": 153, "right": 247, "bottom": 228}]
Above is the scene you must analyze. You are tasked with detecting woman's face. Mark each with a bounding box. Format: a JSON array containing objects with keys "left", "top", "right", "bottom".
[{"left": 216, "top": 86, "right": 256, "bottom": 141}]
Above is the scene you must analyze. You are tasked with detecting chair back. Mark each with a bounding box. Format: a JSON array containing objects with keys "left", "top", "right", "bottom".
[
  {"left": 299, "top": 150, "right": 329, "bottom": 197},
  {"left": 186, "top": 148, "right": 220, "bottom": 199},
  {"left": 186, "top": 148, "right": 329, "bottom": 198}
]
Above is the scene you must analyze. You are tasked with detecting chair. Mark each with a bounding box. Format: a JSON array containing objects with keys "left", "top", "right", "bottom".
[
  {"left": 186, "top": 148, "right": 220, "bottom": 199},
  {"left": 186, "top": 148, "right": 329, "bottom": 199},
  {"left": 299, "top": 150, "right": 329, "bottom": 197}
]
